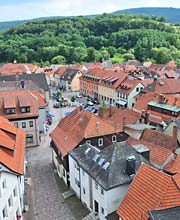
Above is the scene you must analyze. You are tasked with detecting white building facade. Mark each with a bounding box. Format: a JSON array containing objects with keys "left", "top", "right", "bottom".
[{"left": 0, "top": 166, "right": 24, "bottom": 220}]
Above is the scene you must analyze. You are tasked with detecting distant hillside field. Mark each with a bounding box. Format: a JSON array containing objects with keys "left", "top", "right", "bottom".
[
  {"left": 114, "top": 7, "right": 180, "bottom": 23},
  {"left": 1, "top": 14, "right": 180, "bottom": 65}
]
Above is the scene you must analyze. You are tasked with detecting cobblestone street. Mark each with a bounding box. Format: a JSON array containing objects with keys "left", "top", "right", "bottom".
[{"left": 25, "top": 101, "right": 88, "bottom": 220}]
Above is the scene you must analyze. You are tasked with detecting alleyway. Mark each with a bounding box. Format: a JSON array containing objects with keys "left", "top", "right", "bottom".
[{"left": 24, "top": 101, "right": 86, "bottom": 220}]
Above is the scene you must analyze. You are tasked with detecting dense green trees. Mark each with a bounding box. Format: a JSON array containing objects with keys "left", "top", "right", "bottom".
[{"left": 0, "top": 14, "right": 180, "bottom": 65}]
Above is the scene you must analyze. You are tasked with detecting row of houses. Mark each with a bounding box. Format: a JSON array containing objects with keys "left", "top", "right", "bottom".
[{"left": 50, "top": 104, "right": 180, "bottom": 220}]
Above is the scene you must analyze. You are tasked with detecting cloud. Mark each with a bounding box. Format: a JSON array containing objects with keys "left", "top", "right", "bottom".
[{"left": 0, "top": 0, "right": 179, "bottom": 21}]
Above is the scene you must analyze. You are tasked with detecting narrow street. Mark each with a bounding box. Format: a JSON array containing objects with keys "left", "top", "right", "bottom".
[{"left": 25, "top": 101, "right": 78, "bottom": 220}]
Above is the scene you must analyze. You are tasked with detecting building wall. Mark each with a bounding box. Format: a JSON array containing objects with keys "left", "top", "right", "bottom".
[
  {"left": 12, "top": 118, "right": 40, "bottom": 147},
  {"left": 71, "top": 71, "right": 82, "bottom": 91},
  {"left": 127, "top": 83, "right": 144, "bottom": 109},
  {"left": 52, "top": 149, "right": 69, "bottom": 185},
  {"left": 38, "top": 108, "right": 46, "bottom": 133},
  {"left": 0, "top": 171, "right": 23, "bottom": 220},
  {"left": 164, "top": 122, "right": 180, "bottom": 143},
  {"left": 92, "top": 180, "right": 130, "bottom": 220},
  {"left": 69, "top": 156, "right": 81, "bottom": 198},
  {"left": 98, "top": 85, "right": 116, "bottom": 105}
]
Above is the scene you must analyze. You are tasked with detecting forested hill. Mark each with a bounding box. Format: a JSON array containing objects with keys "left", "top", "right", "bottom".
[
  {"left": 1, "top": 14, "right": 180, "bottom": 65},
  {"left": 114, "top": 7, "right": 180, "bottom": 24}
]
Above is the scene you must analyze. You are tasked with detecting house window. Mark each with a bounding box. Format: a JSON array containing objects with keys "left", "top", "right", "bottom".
[
  {"left": 6, "top": 108, "right": 15, "bottom": 114},
  {"left": 26, "top": 134, "right": 33, "bottom": 143},
  {"left": 86, "top": 140, "right": 91, "bottom": 144},
  {"left": 83, "top": 187, "right": 86, "bottom": 194},
  {"left": 112, "top": 135, "right": 117, "bottom": 143},
  {"left": 101, "top": 187, "right": 104, "bottom": 195},
  {"left": 75, "top": 178, "right": 80, "bottom": 188},
  {"left": 13, "top": 187, "right": 17, "bottom": 197},
  {"left": 29, "top": 121, "right": 33, "bottom": 127},
  {"left": 2, "top": 206, "right": 8, "bottom": 218},
  {"left": 63, "top": 169, "right": 65, "bottom": 177},
  {"left": 136, "top": 87, "right": 139, "bottom": 92},
  {"left": 21, "top": 107, "right": 30, "bottom": 113},
  {"left": 2, "top": 179, "right": 7, "bottom": 190},
  {"left": 95, "top": 182, "right": 98, "bottom": 190},
  {"left": 101, "top": 207, "right": 104, "bottom": 215},
  {"left": 22, "top": 122, "right": 26, "bottom": 128},
  {"left": 8, "top": 195, "right": 13, "bottom": 207},
  {"left": 98, "top": 138, "right": 103, "bottom": 146},
  {"left": 14, "top": 122, "right": 18, "bottom": 128}
]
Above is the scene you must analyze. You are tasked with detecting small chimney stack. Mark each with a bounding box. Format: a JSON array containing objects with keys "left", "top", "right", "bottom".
[
  {"left": 173, "top": 125, "right": 178, "bottom": 140},
  {"left": 145, "top": 112, "right": 149, "bottom": 124},
  {"left": 122, "top": 116, "right": 127, "bottom": 129},
  {"left": 20, "top": 80, "right": 25, "bottom": 89},
  {"left": 126, "top": 155, "right": 136, "bottom": 176}
]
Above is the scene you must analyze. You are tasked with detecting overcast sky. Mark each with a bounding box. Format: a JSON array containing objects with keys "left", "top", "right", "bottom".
[{"left": 0, "top": 0, "right": 179, "bottom": 21}]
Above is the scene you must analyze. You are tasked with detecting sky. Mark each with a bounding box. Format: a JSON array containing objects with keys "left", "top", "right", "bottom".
[{"left": 0, "top": 0, "right": 180, "bottom": 21}]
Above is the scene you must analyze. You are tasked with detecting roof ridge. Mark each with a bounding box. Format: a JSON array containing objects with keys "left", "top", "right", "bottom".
[
  {"left": 155, "top": 174, "right": 172, "bottom": 209},
  {"left": 83, "top": 112, "right": 93, "bottom": 137}
]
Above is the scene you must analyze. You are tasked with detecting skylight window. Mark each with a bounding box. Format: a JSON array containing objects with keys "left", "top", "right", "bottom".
[
  {"left": 92, "top": 154, "right": 100, "bottom": 162},
  {"left": 98, "top": 158, "right": 105, "bottom": 166},
  {"left": 103, "top": 162, "right": 110, "bottom": 170}
]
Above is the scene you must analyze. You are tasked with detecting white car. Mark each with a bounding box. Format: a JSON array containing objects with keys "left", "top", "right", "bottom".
[
  {"left": 87, "top": 101, "right": 94, "bottom": 106},
  {"left": 76, "top": 94, "right": 82, "bottom": 98}
]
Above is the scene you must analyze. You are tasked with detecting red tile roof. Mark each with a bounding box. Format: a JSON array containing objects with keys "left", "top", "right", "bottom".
[
  {"left": 164, "top": 154, "right": 180, "bottom": 175},
  {"left": 0, "top": 90, "right": 39, "bottom": 119},
  {"left": 117, "top": 78, "right": 142, "bottom": 94},
  {"left": 0, "top": 63, "right": 31, "bottom": 75},
  {"left": 0, "top": 116, "right": 25, "bottom": 174},
  {"left": 50, "top": 108, "right": 120, "bottom": 156},
  {"left": 146, "top": 79, "right": 180, "bottom": 94},
  {"left": 127, "top": 137, "right": 173, "bottom": 166},
  {"left": 117, "top": 164, "right": 180, "bottom": 220},
  {"left": 87, "top": 68, "right": 107, "bottom": 78},
  {"left": 141, "top": 129, "right": 177, "bottom": 152},
  {"left": 99, "top": 106, "right": 140, "bottom": 131},
  {"left": 55, "top": 66, "right": 68, "bottom": 77}
]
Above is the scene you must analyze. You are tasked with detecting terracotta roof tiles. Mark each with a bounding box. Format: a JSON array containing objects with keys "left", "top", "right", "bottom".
[
  {"left": 141, "top": 129, "right": 177, "bottom": 152},
  {"left": 0, "top": 117, "right": 25, "bottom": 174},
  {"left": 50, "top": 108, "right": 120, "bottom": 156},
  {"left": 117, "top": 164, "right": 180, "bottom": 220}
]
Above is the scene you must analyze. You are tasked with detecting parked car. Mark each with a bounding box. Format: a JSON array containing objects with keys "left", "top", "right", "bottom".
[
  {"left": 92, "top": 99, "right": 99, "bottom": 105},
  {"left": 76, "top": 94, "right": 82, "bottom": 98},
  {"left": 53, "top": 102, "right": 60, "bottom": 108},
  {"left": 87, "top": 101, "right": 94, "bottom": 106}
]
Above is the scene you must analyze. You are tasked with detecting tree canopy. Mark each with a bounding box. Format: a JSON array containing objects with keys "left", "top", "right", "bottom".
[{"left": 0, "top": 14, "right": 180, "bottom": 65}]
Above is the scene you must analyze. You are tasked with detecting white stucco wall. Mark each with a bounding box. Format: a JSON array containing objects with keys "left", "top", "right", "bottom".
[
  {"left": 127, "top": 83, "right": 144, "bottom": 109},
  {"left": 92, "top": 180, "right": 130, "bottom": 220},
  {"left": 38, "top": 108, "right": 46, "bottom": 133},
  {"left": 0, "top": 170, "right": 23, "bottom": 220}
]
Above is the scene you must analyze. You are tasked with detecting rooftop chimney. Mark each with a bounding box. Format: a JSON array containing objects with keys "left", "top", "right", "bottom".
[
  {"left": 173, "top": 125, "right": 178, "bottom": 141},
  {"left": 20, "top": 80, "right": 25, "bottom": 89},
  {"left": 126, "top": 155, "right": 136, "bottom": 176}
]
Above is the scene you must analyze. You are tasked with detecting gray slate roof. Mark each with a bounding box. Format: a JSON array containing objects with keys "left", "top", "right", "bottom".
[
  {"left": 69, "top": 141, "right": 151, "bottom": 190},
  {"left": 61, "top": 69, "right": 79, "bottom": 81},
  {"left": 148, "top": 206, "right": 180, "bottom": 220},
  {"left": 0, "top": 73, "right": 49, "bottom": 91}
]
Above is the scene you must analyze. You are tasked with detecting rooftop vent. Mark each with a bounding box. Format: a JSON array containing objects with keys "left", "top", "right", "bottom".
[
  {"left": 96, "top": 121, "right": 100, "bottom": 126},
  {"left": 85, "top": 147, "right": 91, "bottom": 155},
  {"left": 126, "top": 155, "right": 136, "bottom": 176}
]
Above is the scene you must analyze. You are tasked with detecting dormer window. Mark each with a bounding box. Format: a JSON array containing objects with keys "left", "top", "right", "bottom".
[
  {"left": 98, "top": 138, "right": 103, "bottom": 146},
  {"left": 6, "top": 108, "right": 15, "bottom": 114},
  {"left": 21, "top": 107, "right": 30, "bottom": 113},
  {"left": 112, "top": 135, "right": 117, "bottom": 143}
]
